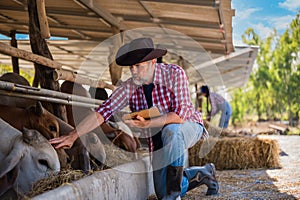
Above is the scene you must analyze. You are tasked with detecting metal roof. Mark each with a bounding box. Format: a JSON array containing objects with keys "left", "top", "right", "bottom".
[
  {"left": 0, "top": 0, "right": 234, "bottom": 54},
  {"left": 0, "top": 0, "right": 258, "bottom": 90}
]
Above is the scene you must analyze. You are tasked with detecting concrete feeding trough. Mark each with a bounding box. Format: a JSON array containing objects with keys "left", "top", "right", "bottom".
[{"left": 32, "top": 157, "right": 155, "bottom": 200}]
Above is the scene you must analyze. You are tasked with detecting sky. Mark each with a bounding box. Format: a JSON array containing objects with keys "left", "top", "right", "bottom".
[
  {"left": 232, "top": 0, "right": 300, "bottom": 46},
  {"left": 0, "top": 0, "right": 299, "bottom": 47}
]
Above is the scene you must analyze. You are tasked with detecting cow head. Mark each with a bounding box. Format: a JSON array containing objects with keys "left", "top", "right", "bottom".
[
  {"left": 28, "top": 102, "right": 60, "bottom": 139},
  {"left": 0, "top": 122, "right": 60, "bottom": 196}
]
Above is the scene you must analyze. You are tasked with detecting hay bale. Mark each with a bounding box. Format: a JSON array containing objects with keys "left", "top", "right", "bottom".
[{"left": 189, "top": 137, "right": 281, "bottom": 170}]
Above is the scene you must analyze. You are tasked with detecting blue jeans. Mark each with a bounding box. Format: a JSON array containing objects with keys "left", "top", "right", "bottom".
[
  {"left": 219, "top": 101, "right": 232, "bottom": 128},
  {"left": 152, "top": 121, "right": 204, "bottom": 198}
]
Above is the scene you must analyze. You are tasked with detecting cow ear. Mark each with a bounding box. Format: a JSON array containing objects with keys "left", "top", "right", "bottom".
[
  {"left": 35, "top": 101, "right": 44, "bottom": 116},
  {"left": 0, "top": 143, "right": 25, "bottom": 179},
  {"left": 0, "top": 166, "right": 19, "bottom": 196}
]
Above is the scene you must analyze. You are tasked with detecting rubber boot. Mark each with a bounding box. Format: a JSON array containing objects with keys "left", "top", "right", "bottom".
[
  {"left": 183, "top": 163, "right": 219, "bottom": 195},
  {"left": 162, "top": 166, "right": 183, "bottom": 200}
]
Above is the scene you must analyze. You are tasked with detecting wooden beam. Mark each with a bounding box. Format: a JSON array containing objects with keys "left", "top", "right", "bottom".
[
  {"left": 0, "top": 21, "right": 111, "bottom": 34},
  {"left": 269, "top": 124, "right": 288, "bottom": 134},
  {"left": 217, "top": 0, "right": 235, "bottom": 53},
  {"left": 108, "top": 27, "right": 123, "bottom": 85},
  {"left": 117, "top": 15, "right": 220, "bottom": 29},
  {"left": 53, "top": 69, "right": 115, "bottom": 91},
  {"left": 0, "top": 42, "right": 62, "bottom": 69},
  {"left": 75, "top": 0, "right": 120, "bottom": 28},
  {"left": 139, "top": 0, "right": 216, "bottom": 7}
]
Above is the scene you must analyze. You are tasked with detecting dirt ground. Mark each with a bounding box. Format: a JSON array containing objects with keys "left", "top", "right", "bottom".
[
  {"left": 148, "top": 122, "right": 300, "bottom": 200},
  {"left": 182, "top": 134, "right": 300, "bottom": 200}
]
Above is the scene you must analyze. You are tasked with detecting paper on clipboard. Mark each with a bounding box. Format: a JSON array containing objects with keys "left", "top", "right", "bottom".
[{"left": 122, "top": 106, "right": 161, "bottom": 120}]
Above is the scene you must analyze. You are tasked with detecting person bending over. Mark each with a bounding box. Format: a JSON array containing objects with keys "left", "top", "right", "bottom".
[{"left": 200, "top": 85, "right": 232, "bottom": 128}]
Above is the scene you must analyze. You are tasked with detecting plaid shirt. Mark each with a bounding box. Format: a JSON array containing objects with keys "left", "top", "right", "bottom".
[
  {"left": 96, "top": 63, "right": 208, "bottom": 151},
  {"left": 209, "top": 92, "right": 226, "bottom": 116}
]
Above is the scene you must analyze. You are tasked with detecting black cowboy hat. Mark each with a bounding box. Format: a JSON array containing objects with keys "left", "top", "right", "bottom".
[{"left": 116, "top": 38, "right": 167, "bottom": 66}]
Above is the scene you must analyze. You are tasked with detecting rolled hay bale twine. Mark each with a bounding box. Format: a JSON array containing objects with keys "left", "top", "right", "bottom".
[{"left": 189, "top": 137, "right": 281, "bottom": 170}]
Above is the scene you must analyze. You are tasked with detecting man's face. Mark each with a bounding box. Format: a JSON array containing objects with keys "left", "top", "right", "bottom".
[{"left": 130, "top": 60, "right": 154, "bottom": 85}]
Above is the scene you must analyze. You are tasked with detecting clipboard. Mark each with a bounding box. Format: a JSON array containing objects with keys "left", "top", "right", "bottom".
[{"left": 122, "top": 106, "right": 161, "bottom": 120}]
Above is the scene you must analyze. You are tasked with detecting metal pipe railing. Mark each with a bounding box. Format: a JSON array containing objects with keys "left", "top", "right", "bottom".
[{"left": 0, "top": 80, "right": 103, "bottom": 106}]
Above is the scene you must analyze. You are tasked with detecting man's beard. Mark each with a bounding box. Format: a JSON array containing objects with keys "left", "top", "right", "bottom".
[
  {"left": 131, "top": 61, "right": 153, "bottom": 86},
  {"left": 132, "top": 76, "right": 147, "bottom": 86}
]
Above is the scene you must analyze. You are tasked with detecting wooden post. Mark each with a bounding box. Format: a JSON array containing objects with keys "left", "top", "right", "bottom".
[
  {"left": 0, "top": 42, "right": 62, "bottom": 69},
  {"left": 108, "top": 27, "right": 123, "bottom": 86},
  {"left": 9, "top": 31, "right": 19, "bottom": 74},
  {"left": 28, "top": 0, "right": 67, "bottom": 121},
  {"left": 36, "top": 0, "right": 50, "bottom": 39}
]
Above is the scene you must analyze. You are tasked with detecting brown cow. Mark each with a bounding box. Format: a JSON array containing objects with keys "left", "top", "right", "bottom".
[
  {"left": 0, "top": 72, "right": 35, "bottom": 108},
  {"left": 55, "top": 116, "right": 106, "bottom": 170},
  {"left": 61, "top": 81, "right": 140, "bottom": 153},
  {"left": 0, "top": 73, "right": 95, "bottom": 171},
  {"left": 0, "top": 102, "right": 59, "bottom": 139},
  {"left": 0, "top": 102, "right": 68, "bottom": 169}
]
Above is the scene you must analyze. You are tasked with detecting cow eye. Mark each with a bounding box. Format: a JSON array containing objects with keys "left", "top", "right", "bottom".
[
  {"left": 38, "top": 159, "right": 50, "bottom": 169},
  {"left": 49, "top": 125, "right": 57, "bottom": 132}
]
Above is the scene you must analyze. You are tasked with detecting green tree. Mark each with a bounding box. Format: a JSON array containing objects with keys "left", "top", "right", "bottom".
[
  {"left": 272, "top": 13, "right": 300, "bottom": 124},
  {"left": 0, "top": 64, "right": 34, "bottom": 85},
  {"left": 232, "top": 12, "right": 299, "bottom": 125},
  {"left": 242, "top": 28, "right": 275, "bottom": 120}
]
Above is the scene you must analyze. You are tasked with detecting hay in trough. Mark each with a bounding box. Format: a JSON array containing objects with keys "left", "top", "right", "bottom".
[
  {"left": 24, "top": 169, "right": 90, "bottom": 198},
  {"left": 24, "top": 144, "right": 140, "bottom": 198},
  {"left": 189, "top": 137, "right": 281, "bottom": 170}
]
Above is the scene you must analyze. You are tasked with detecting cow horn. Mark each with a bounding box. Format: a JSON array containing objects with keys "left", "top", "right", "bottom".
[
  {"left": 35, "top": 101, "right": 44, "bottom": 116},
  {"left": 22, "top": 127, "right": 36, "bottom": 144}
]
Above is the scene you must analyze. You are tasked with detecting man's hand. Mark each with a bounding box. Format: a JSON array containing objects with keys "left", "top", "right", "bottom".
[
  {"left": 49, "top": 131, "right": 78, "bottom": 149},
  {"left": 124, "top": 115, "right": 150, "bottom": 129}
]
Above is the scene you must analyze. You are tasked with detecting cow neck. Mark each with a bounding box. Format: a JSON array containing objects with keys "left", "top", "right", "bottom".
[{"left": 111, "top": 130, "right": 124, "bottom": 145}]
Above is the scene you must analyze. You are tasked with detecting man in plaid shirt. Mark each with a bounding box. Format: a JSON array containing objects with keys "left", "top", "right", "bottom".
[{"left": 50, "top": 38, "right": 218, "bottom": 200}]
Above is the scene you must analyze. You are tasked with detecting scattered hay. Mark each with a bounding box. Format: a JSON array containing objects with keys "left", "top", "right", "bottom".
[
  {"left": 24, "top": 169, "right": 90, "bottom": 198},
  {"left": 189, "top": 137, "right": 281, "bottom": 170},
  {"left": 204, "top": 120, "right": 254, "bottom": 138},
  {"left": 103, "top": 144, "right": 139, "bottom": 168}
]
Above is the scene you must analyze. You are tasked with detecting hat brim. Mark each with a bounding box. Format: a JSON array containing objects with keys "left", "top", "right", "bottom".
[{"left": 116, "top": 48, "right": 167, "bottom": 66}]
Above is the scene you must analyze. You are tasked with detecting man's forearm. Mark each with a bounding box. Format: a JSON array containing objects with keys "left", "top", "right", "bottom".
[
  {"left": 74, "top": 111, "right": 104, "bottom": 137},
  {"left": 149, "top": 112, "right": 183, "bottom": 128}
]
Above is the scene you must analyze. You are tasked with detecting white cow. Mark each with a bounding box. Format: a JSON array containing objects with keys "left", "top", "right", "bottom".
[{"left": 0, "top": 118, "right": 60, "bottom": 197}]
